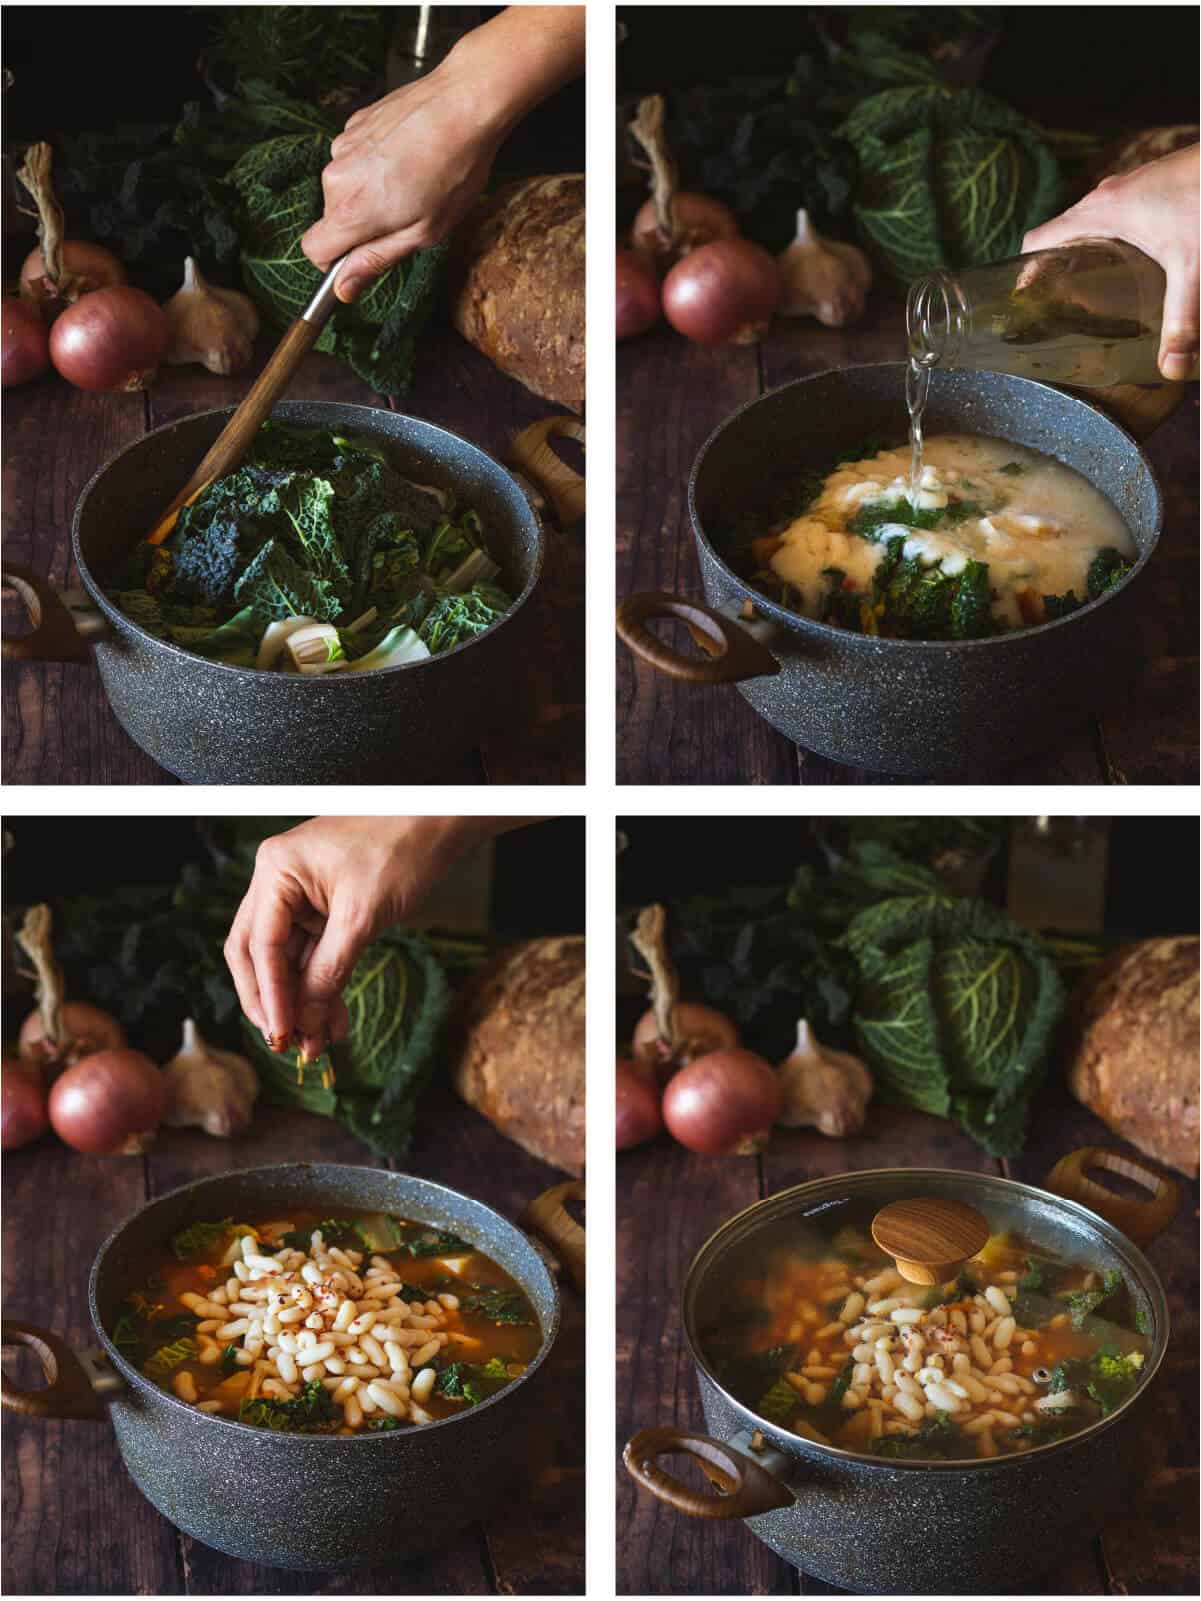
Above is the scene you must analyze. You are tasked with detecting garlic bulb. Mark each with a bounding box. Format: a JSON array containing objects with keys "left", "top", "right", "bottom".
[
  {"left": 776, "top": 209, "right": 872, "bottom": 327},
  {"left": 164, "top": 257, "right": 259, "bottom": 375},
  {"left": 163, "top": 1019, "right": 258, "bottom": 1137},
  {"left": 776, "top": 1019, "right": 873, "bottom": 1137}
]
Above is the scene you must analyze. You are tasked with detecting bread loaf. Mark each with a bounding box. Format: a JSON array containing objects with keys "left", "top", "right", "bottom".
[
  {"left": 452, "top": 936, "right": 585, "bottom": 1175},
  {"left": 449, "top": 175, "right": 584, "bottom": 413},
  {"left": 1066, "top": 937, "right": 1199, "bottom": 1177}
]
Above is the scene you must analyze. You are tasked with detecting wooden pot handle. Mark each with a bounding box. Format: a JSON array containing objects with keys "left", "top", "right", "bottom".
[
  {"left": 616, "top": 592, "right": 780, "bottom": 684},
  {"left": 1, "top": 563, "right": 104, "bottom": 664},
  {"left": 1044, "top": 1147, "right": 1179, "bottom": 1247},
  {"left": 623, "top": 1427, "right": 794, "bottom": 1520},
  {"left": 1, "top": 1320, "right": 110, "bottom": 1420},
  {"left": 508, "top": 417, "right": 585, "bottom": 528},
  {"left": 521, "top": 1181, "right": 585, "bottom": 1293}
]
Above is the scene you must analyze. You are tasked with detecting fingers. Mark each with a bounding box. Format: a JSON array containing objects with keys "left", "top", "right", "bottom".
[
  {"left": 1157, "top": 252, "right": 1200, "bottom": 380},
  {"left": 292, "top": 894, "right": 375, "bottom": 1062},
  {"left": 333, "top": 228, "right": 437, "bottom": 301}
]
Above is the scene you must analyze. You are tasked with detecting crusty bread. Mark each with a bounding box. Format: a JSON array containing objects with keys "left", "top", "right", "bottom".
[
  {"left": 452, "top": 936, "right": 585, "bottom": 1176},
  {"left": 1066, "top": 937, "right": 1199, "bottom": 1178},
  {"left": 449, "top": 175, "right": 585, "bottom": 414}
]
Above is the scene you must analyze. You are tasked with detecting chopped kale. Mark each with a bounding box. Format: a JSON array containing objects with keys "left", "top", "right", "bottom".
[
  {"left": 999, "top": 461, "right": 1026, "bottom": 476},
  {"left": 1066, "top": 1268, "right": 1125, "bottom": 1330},
  {"left": 171, "top": 1219, "right": 235, "bottom": 1260},
  {"left": 1086, "top": 1347, "right": 1145, "bottom": 1415},
  {"left": 368, "top": 1415, "right": 402, "bottom": 1431},
  {"left": 110, "top": 1313, "right": 143, "bottom": 1360},
  {"left": 401, "top": 1227, "right": 471, "bottom": 1259},
  {"left": 279, "top": 1218, "right": 364, "bottom": 1253},
  {"left": 756, "top": 1374, "right": 799, "bottom": 1422},
  {"left": 1086, "top": 547, "right": 1133, "bottom": 600},
  {"left": 875, "top": 1411, "right": 962, "bottom": 1459},
  {"left": 824, "top": 1361, "right": 855, "bottom": 1412},
  {"left": 434, "top": 1356, "right": 514, "bottom": 1407},
  {"left": 220, "top": 1343, "right": 239, "bottom": 1377},
  {"left": 144, "top": 1337, "right": 199, "bottom": 1380},
  {"left": 460, "top": 1286, "right": 535, "bottom": 1326},
  {"left": 1042, "top": 590, "right": 1083, "bottom": 621},
  {"left": 239, "top": 1378, "right": 336, "bottom": 1433}
]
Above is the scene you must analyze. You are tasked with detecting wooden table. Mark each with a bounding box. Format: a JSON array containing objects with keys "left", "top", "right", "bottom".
[
  {"left": 616, "top": 1085, "right": 1198, "bottom": 1594},
  {"left": 1, "top": 1087, "right": 584, "bottom": 1595},
  {"left": 616, "top": 295, "right": 1200, "bottom": 784},
  {"left": 2, "top": 325, "right": 584, "bottom": 786}
]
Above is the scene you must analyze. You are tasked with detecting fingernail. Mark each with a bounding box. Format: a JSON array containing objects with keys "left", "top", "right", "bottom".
[
  {"left": 1161, "top": 351, "right": 1195, "bottom": 382},
  {"left": 264, "top": 1029, "right": 289, "bottom": 1053},
  {"left": 299, "top": 1036, "right": 323, "bottom": 1067},
  {"left": 334, "top": 275, "right": 362, "bottom": 304}
]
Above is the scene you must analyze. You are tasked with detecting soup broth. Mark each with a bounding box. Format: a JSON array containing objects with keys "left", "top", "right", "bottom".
[
  {"left": 701, "top": 1220, "right": 1149, "bottom": 1460},
  {"left": 111, "top": 1209, "right": 541, "bottom": 1434}
]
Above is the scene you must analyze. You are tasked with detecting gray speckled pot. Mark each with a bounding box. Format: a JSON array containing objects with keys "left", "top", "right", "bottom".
[
  {"left": 37, "top": 1164, "right": 558, "bottom": 1571},
  {"left": 633, "top": 1168, "right": 1169, "bottom": 1595},
  {"left": 71, "top": 403, "right": 542, "bottom": 784},
  {"left": 687, "top": 366, "right": 1162, "bottom": 778}
]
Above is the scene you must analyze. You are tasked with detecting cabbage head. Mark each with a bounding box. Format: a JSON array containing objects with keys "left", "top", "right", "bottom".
[
  {"left": 243, "top": 929, "right": 449, "bottom": 1157},
  {"left": 843, "top": 894, "right": 1064, "bottom": 1155},
  {"left": 840, "top": 86, "right": 1063, "bottom": 285}
]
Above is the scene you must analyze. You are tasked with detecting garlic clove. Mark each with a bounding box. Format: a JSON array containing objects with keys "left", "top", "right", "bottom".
[
  {"left": 776, "top": 208, "right": 872, "bottom": 328},
  {"left": 163, "top": 1018, "right": 258, "bottom": 1138},
  {"left": 164, "top": 257, "right": 259, "bottom": 375},
  {"left": 776, "top": 1018, "right": 873, "bottom": 1138}
]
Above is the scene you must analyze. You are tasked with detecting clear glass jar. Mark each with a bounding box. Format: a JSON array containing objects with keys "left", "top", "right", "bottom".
[{"left": 907, "top": 239, "right": 1166, "bottom": 387}]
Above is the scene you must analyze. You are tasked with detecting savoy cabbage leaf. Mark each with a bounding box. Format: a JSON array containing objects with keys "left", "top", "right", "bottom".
[
  {"left": 840, "top": 86, "right": 1063, "bottom": 283},
  {"left": 844, "top": 894, "right": 1064, "bottom": 1153}
]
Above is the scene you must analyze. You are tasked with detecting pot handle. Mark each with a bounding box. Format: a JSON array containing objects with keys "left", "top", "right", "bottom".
[
  {"left": 1, "top": 563, "right": 107, "bottom": 664},
  {"left": 623, "top": 1426, "right": 794, "bottom": 1520},
  {"left": 1, "top": 1320, "right": 116, "bottom": 1420},
  {"left": 616, "top": 592, "right": 781, "bottom": 684},
  {"left": 508, "top": 417, "right": 585, "bottom": 528},
  {"left": 521, "top": 1180, "right": 585, "bottom": 1293},
  {"left": 1043, "top": 1147, "right": 1179, "bottom": 1247}
]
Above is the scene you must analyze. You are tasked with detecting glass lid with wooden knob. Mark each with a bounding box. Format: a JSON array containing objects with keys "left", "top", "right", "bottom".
[{"left": 871, "top": 1196, "right": 991, "bottom": 1285}]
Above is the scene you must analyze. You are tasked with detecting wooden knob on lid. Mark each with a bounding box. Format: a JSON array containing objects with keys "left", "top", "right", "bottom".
[{"left": 871, "top": 1197, "right": 990, "bottom": 1286}]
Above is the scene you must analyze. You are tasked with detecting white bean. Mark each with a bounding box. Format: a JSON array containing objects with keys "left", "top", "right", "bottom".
[
  {"left": 924, "top": 1381, "right": 963, "bottom": 1413},
  {"left": 172, "top": 1370, "right": 199, "bottom": 1403},
  {"left": 985, "top": 1286, "right": 1012, "bottom": 1318},
  {"left": 993, "top": 1316, "right": 1016, "bottom": 1350},
  {"left": 276, "top": 1351, "right": 298, "bottom": 1385},
  {"left": 367, "top": 1381, "right": 406, "bottom": 1417},
  {"left": 840, "top": 1292, "right": 865, "bottom": 1325},
  {"left": 344, "top": 1393, "right": 363, "bottom": 1428},
  {"left": 891, "top": 1308, "right": 924, "bottom": 1325},
  {"left": 894, "top": 1390, "right": 925, "bottom": 1422},
  {"left": 410, "top": 1366, "right": 437, "bottom": 1403}
]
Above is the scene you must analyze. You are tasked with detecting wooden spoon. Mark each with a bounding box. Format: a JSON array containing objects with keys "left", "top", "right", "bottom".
[
  {"left": 872, "top": 1196, "right": 990, "bottom": 1286},
  {"left": 146, "top": 254, "right": 348, "bottom": 546}
]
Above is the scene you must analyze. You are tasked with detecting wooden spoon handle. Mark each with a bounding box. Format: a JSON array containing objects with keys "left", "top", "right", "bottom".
[{"left": 147, "top": 254, "right": 348, "bottom": 545}]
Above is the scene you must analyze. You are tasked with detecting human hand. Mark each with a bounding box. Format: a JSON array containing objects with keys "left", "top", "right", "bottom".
[
  {"left": 302, "top": 6, "right": 585, "bottom": 303},
  {"left": 224, "top": 816, "right": 498, "bottom": 1063},
  {"left": 1023, "top": 144, "right": 1200, "bottom": 382}
]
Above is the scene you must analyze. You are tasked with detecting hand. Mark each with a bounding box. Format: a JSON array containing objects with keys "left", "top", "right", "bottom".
[
  {"left": 302, "top": 6, "right": 585, "bottom": 303},
  {"left": 1023, "top": 144, "right": 1200, "bottom": 382},
  {"left": 224, "top": 817, "right": 530, "bottom": 1062}
]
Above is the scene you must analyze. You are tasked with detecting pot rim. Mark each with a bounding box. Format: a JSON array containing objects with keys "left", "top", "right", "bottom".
[
  {"left": 87, "top": 1161, "right": 561, "bottom": 1443},
  {"left": 686, "top": 362, "right": 1163, "bottom": 653},
  {"left": 72, "top": 401, "right": 544, "bottom": 682},
  {"left": 681, "top": 1165, "right": 1169, "bottom": 1473}
]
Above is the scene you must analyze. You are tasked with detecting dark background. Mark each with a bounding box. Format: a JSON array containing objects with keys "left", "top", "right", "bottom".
[
  {"left": 616, "top": 5, "right": 1198, "bottom": 129},
  {"left": 2, "top": 815, "right": 584, "bottom": 936},
  {"left": 617, "top": 816, "right": 1200, "bottom": 935}
]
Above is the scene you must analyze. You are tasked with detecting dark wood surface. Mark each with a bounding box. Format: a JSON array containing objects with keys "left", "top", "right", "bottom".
[
  {"left": 2, "top": 325, "right": 584, "bottom": 786},
  {"left": 616, "top": 1088, "right": 1199, "bottom": 1594},
  {"left": 616, "top": 294, "right": 1200, "bottom": 785},
  {"left": 1, "top": 1086, "right": 585, "bottom": 1595}
]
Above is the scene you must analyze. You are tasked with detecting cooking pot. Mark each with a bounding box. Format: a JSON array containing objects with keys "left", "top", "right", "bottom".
[
  {"left": 624, "top": 1148, "right": 1177, "bottom": 1594},
  {"left": 616, "top": 366, "right": 1164, "bottom": 778},
  {"left": 2, "top": 403, "right": 577, "bottom": 784},
  {"left": 1, "top": 1163, "right": 570, "bottom": 1570}
]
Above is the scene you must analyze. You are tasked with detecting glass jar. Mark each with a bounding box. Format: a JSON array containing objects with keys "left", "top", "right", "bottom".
[{"left": 907, "top": 239, "right": 1166, "bottom": 387}]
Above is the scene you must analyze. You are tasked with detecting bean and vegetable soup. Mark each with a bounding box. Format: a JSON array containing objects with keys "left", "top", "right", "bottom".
[
  {"left": 111, "top": 1211, "right": 540, "bottom": 1433},
  {"left": 702, "top": 1220, "right": 1149, "bottom": 1459}
]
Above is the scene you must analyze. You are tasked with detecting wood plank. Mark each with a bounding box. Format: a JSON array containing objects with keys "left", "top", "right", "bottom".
[
  {"left": 759, "top": 1100, "right": 1001, "bottom": 1193},
  {"left": 1, "top": 1136, "right": 183, "bottom": 1594},
  {"left": 1, "top": 375, "right": 170, "bottom": 784},
  {"left": 616, "top": 328, "right": 798, "bottom": 786},
  {"left": 1005, "top": 1082, "right": 1199, "bottom": 1596},
  {"left": 616, "top": 1137, "right": 791, "bottom": 1594}
]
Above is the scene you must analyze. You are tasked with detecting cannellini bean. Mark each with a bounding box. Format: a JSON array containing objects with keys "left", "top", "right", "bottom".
[
  {"left": 276, "top": 1307, "right": 306, "bottom": 1325},
  {"left": 894, "top": 1390, "right": 925, "bottom": 1422},
  {"left": 841, "top": 1388, "right": 863, "bottom": 1411},
  {"left": 903, "top": 1346, "right": 923, "bottom": 1373},
  {"left": 875, "top": 1351, "right": 895, "bottom": 1385},
  {"left": 991, "top": 1374, "right": 1022, "bottom": 1395},
  {"left": 198, "top": 1344, "right": 223, "bottom": 1366},
  {"left": 805, "top": 1382, "right": 827, "bottom": 1406},
  {"left": 1020, "top": 1340, "right": 1037, "bottom": 1357},
  {"left": 969, "top": 1309, "right": 986, "bottom": 1333},
  {"left": 347, "top": 1310, "right": 378, "bottom": 1337},
  {"left": 976, "top": 1428, "right": 998, "bottom": 1458},
  {"left": 359, "top": 1334, "right": 386, "bottom": 1367},
  {"left": 411, "top": 1338, "right": 441, "bottom": 1367},
  {"left": 863, "top": 1269, "right": 902, "bottom": 1295},
  {"left": 868, "top": 1298, "right": 902, "bottom": 1316},
  {"left": 971, "top": 1335, "right": 993, "bottom": 1369},
  {"left": 990, "top": 1356, "right": 1013, "bottom": 1374},
  {"left": 941, "top": 1379, "right": 969, "bottom": 1400},
  {"left": 852, "top": 1343, "right": 874, "bottom": 1363},
  {"left": 324, "top": 1357, "right": 346, "bottom": 1376},
  {"left": 196, "top": 1319, "right": 221, "bottom": 1335},
  {"left": 344, "top": 1394, "right": 363, "bottom": 1428},
  {"left": 853, "top": 1363, "right": 872, "bottom": 1389},
  {"left": 924, "top": 1382, "right": 963, "bottom": 1413},
  {"left": 196, "top": 1400, "right": 224, "bottom": 1414},
  {"left": 276, "top": 1351, "right": 298, "bottom": 1385},
  {"left": 816, "top": 1321, "right": 845, "bottom": 1341},
  {"left": 410, "top": 1367, "right": 437, "bottom": 1405},
  {"left": 172, "top": 1370, "right": 198, "bottom": 1403},
  {"left": 840, "top": 1292, "right": 865, "bottom": 1325},
  {"left": 180, "top": 1293, "right": 228, "bottom": 1320},
  {"left": 950, "top": 1310, "right": 967, "bottom": 1334},
  {"left": 302, "top": 1364, "right": 325, "bottom": 1383},
  {"left": 216, "top": 1318, "right": 250, "bottom": 1339},
  {"left": 985, "top": 1286, "right": 1012, "bottom": 1318},
  {"left": 891, "top": 1308, "right": 924, "bottom": 1325},
  {"left": 960, "top": 1375, "right": 991, "bottom": 1402}
]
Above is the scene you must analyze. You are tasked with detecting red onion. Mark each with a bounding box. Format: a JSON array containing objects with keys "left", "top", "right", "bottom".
[
  {"left": 617, "top": 1057, "right": 662, "bottom": 1150},
  {"left": 616, "top": 248, "right": 661, "bottom": 340},
  {"left": 48, "top": 1048, "right": 166, "bottom": 1155},
  {"left": 20, "top": 1001, "right": 126, "bottom": 1072},
  {"left": 2, "top": 297, "right": 51, "bottom": 386},
  {"left": 662, "top": 1048, "right": 781, "bottom": 1156},
  {"left": 49, "top": 286, "right": 168, "bottom": 392},
  {"left": 633, "top": 192, "right": 739, "bottom": 265},
  {"left": 2, "top": 1057, "right": 49, "bottom": 1150},
  {"left": 662, "top": 239, "right": 780, "bottom": 346},
  {"left": 633, "top": 1002, "right": 739, "bottom": 1081},
  {"left": 20, "top": 239, "right": 126, "bottom": 320}
]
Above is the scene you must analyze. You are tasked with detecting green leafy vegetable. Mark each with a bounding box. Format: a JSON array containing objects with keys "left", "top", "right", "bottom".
[
  {"left": 824, "top": 1362, "right": 855, "bottom": 1412},
  {"left": 461, "top": 1286, "right": 535, "bottom": 1326},
  {"left": 280, "top": 1219, "right": 364, "bottom": 1253},
  {"left": 240, "top": 1378, "right": 337, "bottom": 1433},
  {"left": 1066, "top": 1268, "right": 1125, "bottom": 1330},
  {"left": 434, "top": 1357, "right": 515, "bottom": 1407},
  {"left": 844, "top": 893, "right": 1065, "bottom": 1154},
  {"left": 111, "top": 1313, "right": 143, "bottom": 1359},
  {"left": 220, "top": 1344, "right": 240, "bottom": 1377},
  {"left": 171, "top": 1219, "right": 235, "bottom": 1260},
  {"left": 1086, "top": 1347, "right": 1145, "bottom": 1415},
  {"left": 999, "top": 462, "right": 1027, "bottom": 477},
  {"left": 840, "top": 85, "right": 1063, "bottom": 284},
  {"left": 144, "top": 1337, "right": 199, "bottom": 1380},
  {"left": 401, "top": 1228, "right": 471, "bottom": 1260},
  {"left": 1086, "top": 548, "right": 1133, "bottom": 600},
  {"left": 875, "top": 1411, "right": 962, "bottom": 1459},
  {"left": 756, "top": 1375, "right": 799, "bottom": 1423},
  {"left": 368, "top": 1415, "right": 402, "bottom": 1431}
]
